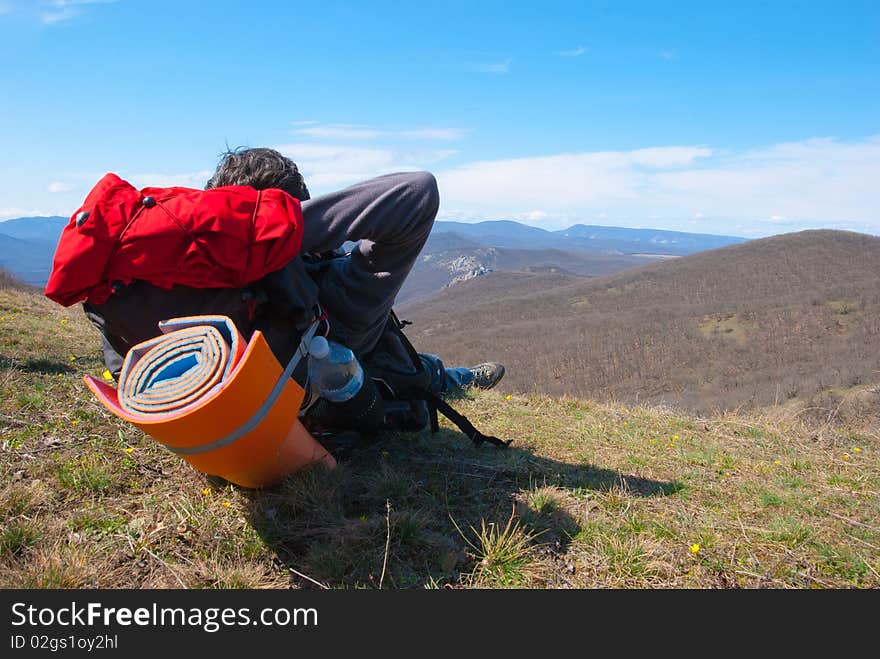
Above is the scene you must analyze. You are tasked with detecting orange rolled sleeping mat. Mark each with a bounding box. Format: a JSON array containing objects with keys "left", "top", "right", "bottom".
[{"left": 84, "top": 315, "right": 336, "bottom": 488}]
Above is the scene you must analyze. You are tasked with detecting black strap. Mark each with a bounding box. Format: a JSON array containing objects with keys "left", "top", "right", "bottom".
[
  {"left": 390, "top": 310, "right": 511, "bottom": 449},
  {"left": 415, "top": 390, "right": 511, "bottom": 448}
]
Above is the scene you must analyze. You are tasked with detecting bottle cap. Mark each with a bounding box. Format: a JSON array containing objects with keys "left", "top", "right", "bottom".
[{"left": 309, "top": 335, "right": 329, "bottom": 359}]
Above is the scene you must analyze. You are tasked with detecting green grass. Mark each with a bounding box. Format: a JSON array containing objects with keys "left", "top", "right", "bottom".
[
  {"left": 56, "top": 457, "right": 114, "bottom": 493},
  {"left": 1, "top": 288, "right": 879, "bottom": 589},
  {"left": 453, "top": 506, "right": 542, "bottom": 588},
  {"left": 0, "top": 521, "right": 41, "bottom": 558}
]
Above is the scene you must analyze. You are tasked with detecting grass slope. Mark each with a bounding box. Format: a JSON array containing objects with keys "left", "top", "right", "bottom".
[{"left": 1, "top": 288, "right": 878, "bottom": 588}]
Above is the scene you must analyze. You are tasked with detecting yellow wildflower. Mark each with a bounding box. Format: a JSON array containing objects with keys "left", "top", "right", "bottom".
[
  {"left": 222, "top": 501, "right": 232, "bottom": 508},
  {"left": 774, "top": 460, "right": 781, "bottom": 466},
  {"left": 60, "top": 318, "right": 69, "bottom": 324},
  {"left": 672, "top": 434, "right": 679, "bottom": 441},
  {"left": 853, "top": 447, "right": 862, "bottom": 453},
  {"left": 623, "top": 421, "right": 628, "bottom": 427},
  {"left": 842, "top": 453, "right": 850, "bottom": 460},
  {"left": 68, "top": 355, "right": 76, "bottom": 362},
  {"left": 124, "top": 447, "right": 134, "bottom": 454},
  {"left": 102, "top": 370, "right": 113, "bottom": 381},
  {"left": 201, "top": 488, "right": 211, "bottom": 496},
  {"left": 689, "top": 543, "right": 700, "bottom": 554},
  {"left": 505, "top": 395, "right": 512, "bottom": 400},
  {"left": 70, "top": 419, "right": 78, "bottom": 426}
]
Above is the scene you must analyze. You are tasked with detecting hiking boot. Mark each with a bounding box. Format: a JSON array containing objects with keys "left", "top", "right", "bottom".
[{"left": 467, "top": 362, "right": 506, "bottom": 390}]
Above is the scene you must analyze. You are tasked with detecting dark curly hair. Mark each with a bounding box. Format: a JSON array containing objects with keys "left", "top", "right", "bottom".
[{"left": 205, "top": 147, "right": 310, "bottom": 201}]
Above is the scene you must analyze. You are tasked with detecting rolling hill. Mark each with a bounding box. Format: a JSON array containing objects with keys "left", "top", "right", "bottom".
[{"left": 400, "top": 230, "right": 880, "bottom": 416}]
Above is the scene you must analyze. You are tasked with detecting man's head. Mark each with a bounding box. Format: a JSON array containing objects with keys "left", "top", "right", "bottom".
[{"left": 206, "top": 147, "right": 310, "bottom": 201}]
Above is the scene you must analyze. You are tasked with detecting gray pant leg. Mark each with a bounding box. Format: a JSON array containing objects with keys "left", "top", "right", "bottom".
[{"left": 300, "top": 171, "right": 439, "bottom": 355}]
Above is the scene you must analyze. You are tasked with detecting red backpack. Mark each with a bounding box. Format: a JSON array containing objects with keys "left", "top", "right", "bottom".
[{"left": 45, "top": 173, "right": 304, "bottom": 307}]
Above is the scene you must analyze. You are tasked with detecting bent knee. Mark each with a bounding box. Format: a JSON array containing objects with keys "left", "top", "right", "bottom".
[{"left": 404, "top": 171, "right": 439, "bottom": 210}]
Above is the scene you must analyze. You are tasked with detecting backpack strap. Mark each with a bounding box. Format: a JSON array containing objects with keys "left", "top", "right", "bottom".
[
  {"left": 414, "top": 389, "right": 512, "bottom": 448},
  {"left": 390, "top": 311, "right": 512, "bottom": 449}
]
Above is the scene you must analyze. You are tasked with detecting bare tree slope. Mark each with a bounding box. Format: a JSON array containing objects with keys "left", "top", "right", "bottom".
[{"left": 400, "top": 230, "right": 880, "bottom": 416}]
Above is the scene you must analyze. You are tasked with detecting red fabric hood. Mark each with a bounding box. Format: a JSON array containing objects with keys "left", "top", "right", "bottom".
[{"left": 45, "top": 173, "right": 304, "bottom": 307}]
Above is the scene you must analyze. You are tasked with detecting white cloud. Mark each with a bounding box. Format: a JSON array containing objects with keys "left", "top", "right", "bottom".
[
  {"left": 40, "top": 7, "right": 74, "bottom": 22},
  {"left": 49, "top": 0, "right": 116, "bottom": 5},
  {"left": 47, "top": 181, "right": 75, "bottom": 193},
  {"left": 658, "top": 50, "right": 675, "bottom": 60},
  {"left": 274, "top": 142, "right": 457, "bottom": 190},
  {"left": 515, "top": 210, "right": 548, "bottom": 221},
  {"left": 293, "top": 124, "right": 384, "bottom": 140},
  {"left": 469, "top": 59, "right": 512, "bottom": 74},
  {"left": 40, "top": 0, "right": 115, "bottom": 24},
  {"left": 555, "top": 46, "right": 587, "bottom": 57},
  {"left": 437, "top": 146, "right": 713, "bottom": 210},
  {"left": 1, "top": 207, "right": 54, "bottom": 221},
  {"left": 433, "top": 136, "right": 880, "bottom": 236},
  {"left": 291, "top": 122, "right": 465, "bottom": 142},
  {"left": 126, "top": 170, "right": 213, "bottom": 190},
  {"left": 399, "top": 128, "right": 465, "bottom": 141}
]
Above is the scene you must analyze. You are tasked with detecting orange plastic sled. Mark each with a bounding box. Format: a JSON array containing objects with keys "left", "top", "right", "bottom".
[{"left": 84, "top": 315, "right": 336, "bottom": 488}]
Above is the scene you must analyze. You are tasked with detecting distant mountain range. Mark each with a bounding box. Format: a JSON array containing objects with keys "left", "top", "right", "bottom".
[
  {"left": 0, "top": 214, "right": 747, "bottom": 290},
  {"left": 401, "top": 229, "right": 880, "bottom": 417},
  {"left": 433, "top": 220, "right": 746, "bottom": 255},
  {"left": 0, "top": 216, "right": 66, "bottom": 286}
]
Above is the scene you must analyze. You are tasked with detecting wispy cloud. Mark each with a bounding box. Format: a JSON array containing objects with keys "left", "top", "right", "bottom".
[
  {"left": 658, "top": 50, "right": 675, "bottom": 60},
  {"left": 293, "top": 124, "right": 383, "bottom": 140},
  {"left": 434, "top": 136, "right": 880, "bottom": 236},
  {"left": 290, "top": 122, "right": 465, "bottom": 142},
  {"left": 555, "top": 46, "right": 588, "bottom": 57},
  {"left": 468, "top": 59, "right": 512, "bottom": 74},
  {"left": 41, "top": 0, "right": 116, "bottom": 25},
  {"left": 273, "top": 142, "right": 458, "bottom": 190},
  {"left": 400, "top": 128, "right": 466, "bottom": 140},
  {"left": 1, "top": 206, "right": 54, "bottom": 221},
  {"left": 126, "top": 170, "right": 213, "bottom": 190},
  {"left": 47, "top": 181, "right": 75, "bottom": 193}
]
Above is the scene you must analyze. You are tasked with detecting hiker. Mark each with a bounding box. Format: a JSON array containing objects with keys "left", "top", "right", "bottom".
[
  {"left": 203, "top": 147, "right": 505, "bottom": 397},
  {"left": 78, "top": 148, "right": 505, "bottom": 419}
]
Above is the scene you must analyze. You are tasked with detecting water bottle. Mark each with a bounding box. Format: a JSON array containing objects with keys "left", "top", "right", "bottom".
[
  {"left": 307, "top": 335, "right": 364, "bottom": 402},
  {"left": 306, "top": 335, "right": 383, "bottom": 432}
]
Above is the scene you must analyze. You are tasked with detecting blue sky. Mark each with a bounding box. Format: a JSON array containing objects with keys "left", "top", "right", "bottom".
[{"left": 0, "top": 0, "right": 877, "bottom": 237}]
